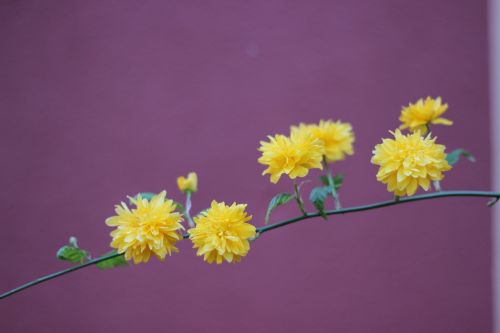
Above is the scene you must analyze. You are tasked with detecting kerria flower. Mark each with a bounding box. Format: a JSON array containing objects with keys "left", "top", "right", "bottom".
[
  {"left": 291, "top": 120, "right": 355, "bottom": 163},
  {"left": 371, "top": 130, "right": 452, "bottom": 196},
  {"left": 399, "top": 96, "right": 452, "bottom": 134},
  {"left": 105, "top": 191, "right": 184, "bottom": 264},
  {"left": 177, "top": 172, "right": 198, "bottom": 193},
  {"left": 258, "top": 130, "right": 323, "bottom": 183},
  {"left": 188, "top": 200, "right": 256, "bottom": 264}
]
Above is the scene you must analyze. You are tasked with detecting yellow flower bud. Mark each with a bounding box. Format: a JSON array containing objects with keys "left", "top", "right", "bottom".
[{"left": 177, "top": 172, "right": 198, "bottom": 193}]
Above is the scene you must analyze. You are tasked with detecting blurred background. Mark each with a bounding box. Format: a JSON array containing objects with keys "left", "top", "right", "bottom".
[{"left": 0, "top": 1, "right": 495, "bottom": 332}]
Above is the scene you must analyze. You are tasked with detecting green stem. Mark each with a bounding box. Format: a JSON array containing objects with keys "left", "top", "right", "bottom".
[
  {"left": 322, "top": 158, "right": 341, "bottom": 210},
  {"left": 257, "top": 190, "right": 500, "bottom": 234},
  {"left": 0, "top": 232, "right": 190, "bottom": 300},
  {"left": 1, "top": 190, "right": 498, "bottom": 300},
  {"left": 433, "top": 180, "right": 442, "bottom": 192},
  {"left": 293, "top": 180, "right": 307, "bottom": 215},
  {"left": 185, "top": 191, "right": 195, "bottom": 228},
  {"left": 0, "top": 252, "right": 122, "bottom": 300},
  {"left": 425, "top": 123, "right": 431, "bottom": 133}
]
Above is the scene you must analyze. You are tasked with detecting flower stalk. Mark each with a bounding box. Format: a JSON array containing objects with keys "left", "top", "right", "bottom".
[
  {"left": 433, "top": 180, "right": 442, "bottom": 192},
  {"left": 185, "top": 191, "right": 195, "bottom": 228},
  {"left": 2, "top": 190, "right": 498, "bottom": 300},
  {"left": 293, "top": 180, "right": 307, "bottom": 215},
  {"left": 322, "top": 157, "right": 341, "bottom": 210}
]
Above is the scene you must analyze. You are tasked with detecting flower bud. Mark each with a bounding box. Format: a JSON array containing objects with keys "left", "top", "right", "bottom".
[{"left": 177, "top": 172, "right": 198, "bottom": 193}]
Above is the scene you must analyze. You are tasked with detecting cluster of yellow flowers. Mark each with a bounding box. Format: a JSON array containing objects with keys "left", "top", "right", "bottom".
[
  {"left": 105, "top": 96, "right": 454, "bottom": 266},
  {"left": 371, "top": 96, "right": 453, "bottom": 196},
  {"left": 258, "top": 120, "right": 355, "bottom": 183},
  {"left": 106, "top": 173, "right": 256, "bottom": 265}
]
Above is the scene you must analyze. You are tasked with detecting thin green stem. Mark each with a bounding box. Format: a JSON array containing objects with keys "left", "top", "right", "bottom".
[
  {"left": 322, "top": 158, "right": 341, "bottom": 210},
  {"left": 433, "top": 180, "right": 442, "bottom": 192},
  {"left": 293, "top": 180, "right": 307, "bottom": 215},
  {"left": 257, "top": 190, "right": 500, "bottom": 234},
  {"left": 185, "top": 191, "right": 195, "bottom": 228},
  {"left": 1, "top": 190, "right": 498, "bottom": 300},
  {"left": 0, "top": 252, "right": 122, "bottom": 299},
  {"left": 0, "top": 232, "right": 190, "bottom": 300}
]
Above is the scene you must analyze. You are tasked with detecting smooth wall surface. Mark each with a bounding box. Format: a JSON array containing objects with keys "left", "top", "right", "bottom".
[{"left": 0, "top": 1, "right": 491, "bottom": 332}]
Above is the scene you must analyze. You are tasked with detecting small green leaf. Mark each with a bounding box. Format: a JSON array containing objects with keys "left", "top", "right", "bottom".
[
  {"left": 130, "top": 192, "right": 156, "bottom": 204},
  {"left": 172, "top": 200, "right": 185, "bottom": 212},
  {"left": 446, "top": 149, "right": 476, "bottom": 166},
  {"left": 309, "top": 186, "right": 332, "bottom": 219},
  {"left": 56, "top": 245, "right": 89, "bottom": 263},
  {"left": 319, "top": 174, "right": 344, "bottom": 190},
  {"left": 265, "top": 193, "right": 294, "bottom": 225},
  {"left": 96, "top": 251, "right": 129, "bottom": 270}
]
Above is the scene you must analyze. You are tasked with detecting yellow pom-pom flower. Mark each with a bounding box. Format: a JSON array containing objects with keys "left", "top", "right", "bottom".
[
  {"left": 188, "top": 200, "right": 256, "bottom": 264},
  {"left": 371, "top": 130, "right": 452, "bottom": 196},
  {"left": 291, "top": 120, "right": 355, "bottom": 163},
  {"left": 177, "top": 172, "right": 198, "bottom": 193},
  {"left": 399, "top": 96, "right": 453, "bottom": 134},
  {"left": 258, "top": 130, "right": 323, "bottom": 183},
  {"left": 105, "top": 191, "right": 184, "bottom": 264}
]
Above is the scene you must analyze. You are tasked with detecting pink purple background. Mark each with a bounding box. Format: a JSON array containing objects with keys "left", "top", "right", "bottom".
[{"left": 0, "top": 1, "right": 492, "bottom": 332}]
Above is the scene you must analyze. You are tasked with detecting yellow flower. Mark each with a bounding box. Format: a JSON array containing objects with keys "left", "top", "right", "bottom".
[
  {"left": 105, "top": 191, "right": 184, "bottom": 264},
  {"left": 177, "top": 172, "right": 198, "bottom": 193},
  {"left": 258, "top": 130, "right": 323, "bottom": 183},
  {"left": 188, "top": 200, "right": 256, "bottom": 264},
  {"left": 371, "top": 130, "right": 452, "bottom": 196},
  {"left": 399, "top": 97, "right": 452, "bottom": 134},
  {"left": 291, "top": 120, "right": 355, "bottom": 163}
]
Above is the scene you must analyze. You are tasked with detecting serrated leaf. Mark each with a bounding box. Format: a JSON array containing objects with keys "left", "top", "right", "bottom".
[
  {"left": 130, "top": 192, "right": 156, "bottom": 204},
  {"left": 319, "top": 174, "right": 344, "bottom": 190},
  {"left": 95, "top": 251, "right": 129, "bottom": 270},
  {"left": 309, "top": 186, "right": 332, "bottom": 219},
  {"left": 56, "top": 245, "right": 88, "bottom": 263},
  {"left": 265, "top": 193, "right": 294, "bottom": 225},
  {"left": 446, "top": 149, "right": 476, "bottom": 166}
]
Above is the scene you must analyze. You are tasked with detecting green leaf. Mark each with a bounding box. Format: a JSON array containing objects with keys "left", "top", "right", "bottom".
[
  {"left": 319, "top": 173, "right": 344, "bottom": 190},
  {"left": 309, "top": 186, "right": 332, "bottom": 219},
  {"left": 172, "top": 200, "right": 185, "bottom": 212},
  {"left": 56, "top": 245, "right": 89, "bottom": 264},
  {"left": 446, "top": 149, "right": 476, "bottom": 166},
  {"left": 130, "top": 192, "right": 156, "bottom": 204},
  {"left": 95, "top": 251, "right": 129, "bottom": 270},
  {"left": 265, "top": 193, "right": 294, "bottom": 225}
]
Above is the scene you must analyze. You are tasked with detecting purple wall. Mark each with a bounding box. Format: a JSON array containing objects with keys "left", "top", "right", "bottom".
[{"left": 0, "top": 1, "right": 491, "bottom": 332}]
